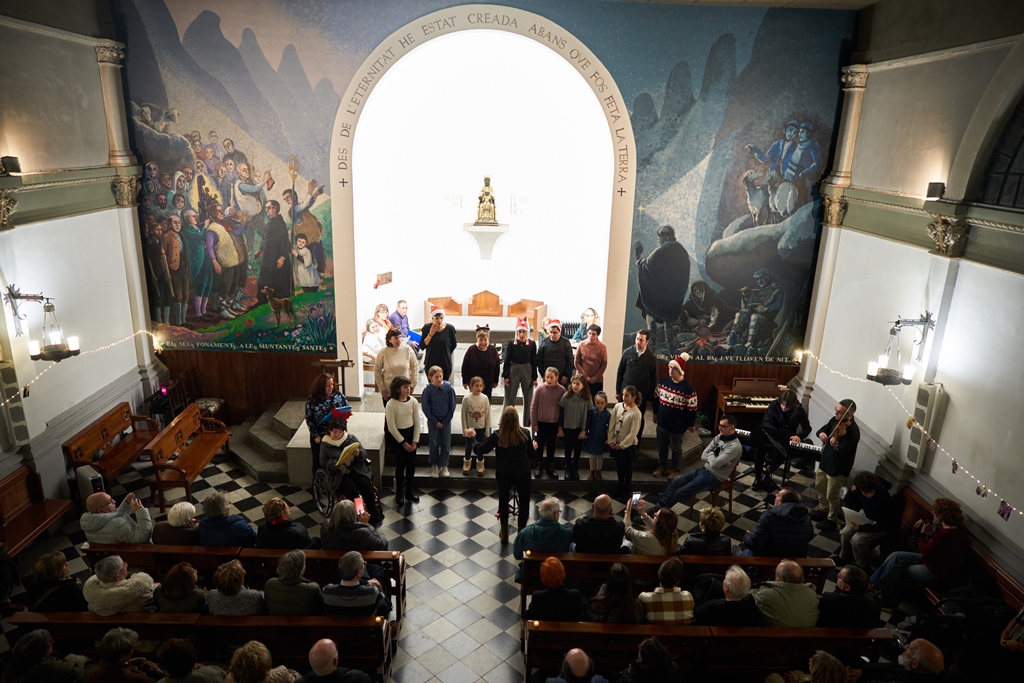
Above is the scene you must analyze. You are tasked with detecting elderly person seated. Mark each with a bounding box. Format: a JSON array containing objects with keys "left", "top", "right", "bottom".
[
  {"left": 207, "top": 560, "right": 265, "bottom": 616},
  {"left": 82, "top": 555, "right": 156, "bottom": 616},
  {"left": 83, "top": 627, "right": 164, "bottom": 683},
  {"left": 681, "top": 506, "right": 732, "bottom": 556},
  {"left": 623, "top": 499, "right": 678, "bottom": 555},
  {"left": 80, "top": 491, "right": 152, "bottom": 544},
  {"left": 256, "top": 498, "right": 318, "bottom": 549},
  {"left": 525, "top": 557, "right": 584, "bottom": 622},
  {"left": 1, "top": 629, "right": 84, "bottom": 683},
  {"left": 198, "top": 492, "right": 257, "bottom": 548},
  {"left": 750, "top": 559, "right": 819, "bottom": 627},
  {"left": 24, "top": 551, "right": 87, "bottom": 612},
  {"left": 847, "top": 638, "right": 945, "bottom": 682},
  {"left": 156, "top": 639, "right": 226, "bottom": 683},
  {"left": 320, "top": 499, "right": 387, "bottom": 552},
  {"left": 154, "top": 562, "right": 206, "bottom": 613},
  {"left": 548, "top": 647, "right": 608, "bottom": 683},
  {"left": 264, "top": 550, "right": 322, "bottom": 616},
  {"left": 694, "top": 564, "right": 765, "bottom": 626},
  {"left": 225, "top": 641, "right": 299, "bottom": 683},
  {"left": 297, "top": 639, "right": 372, "bottom": 683},
  {"left": 152, "top": 502, "right": 200, "bottom": 545},
  {"left": 571, "top": 494, "right": 625, "bottom": 554},
  {"left": 322, "top": 551, "right": 391, "bottom": 617},
  {"left": 512, "top": 497, "right": 573, "bottom": 581}
]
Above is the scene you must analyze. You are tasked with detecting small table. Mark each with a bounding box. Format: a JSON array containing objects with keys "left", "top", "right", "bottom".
[{"left": 311, "top": 359, "right": 356, "bottom": 397}]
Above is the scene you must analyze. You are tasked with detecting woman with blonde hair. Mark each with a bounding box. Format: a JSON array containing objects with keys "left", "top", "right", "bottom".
[
  {"left": 474, "top": 406, "right": 536, "bottom": 543},
  {"left": 681, "top": 505, "right": 732, "bottom": 556},
  {"left": 224, "top": 640, "right": 299, "bottom": 683},
  {"left": 23, "top": 551, "right": 87, "bottom": 612},
  {"left": 207, "top": 560, "right": 264, "bottom": 616}
]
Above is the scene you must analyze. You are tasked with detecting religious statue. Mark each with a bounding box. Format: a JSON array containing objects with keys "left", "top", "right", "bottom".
[{"left": 476, "top": 175, "right": 497, "bottom": 225}]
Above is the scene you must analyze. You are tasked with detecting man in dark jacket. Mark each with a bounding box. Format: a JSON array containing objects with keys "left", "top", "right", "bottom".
[
  {"left": 838, "top": 471, "right": 896, "bottom": 570},
  {"left": 694, "top": 565, "right": 765, "bottom": 626},
  {"left": 197, "top": 492, "right": 256, "bottom": 547},
  {"left": 299, "top": 639, "right": 372, "bottom": 683},
  {"left": 817, "top": 564, "right": 880, "bottom": 628},
  {"left": 742, "top": 488, "right": 813, "bottom": 557},
  {"left": 536, "top": 320, "right": 575, "bottom": 387},
  {"left": 615, "top": 329, "right": 659, "bottom": 438},
  {"left": 753, "top": 389, "right": 812, "bottom": 491},
  {"left": 811, "top": 399, "right": 860, "bottom": 530},
  {"left": 572, "top": 494, "right": 625, "bottom": 554},
  {"left": 513, "top": 497, "right": 572, "bottom": 582}
]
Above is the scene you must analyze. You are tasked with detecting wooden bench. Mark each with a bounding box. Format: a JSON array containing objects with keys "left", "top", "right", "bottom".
[
  {"left": 79, "top": 542, "right": 242, "bottom": 582},
  {"left": 519, "top": 552, "right": 835, "bottom": 621},
  {"left": 0, "top": 465, "right": 71, "bottom": 557},
  {"left": 61, "top": 402, "right": 158, "bottom": 494},
  {"left": 10, "top": 611, "right": 200, "bottom": 650},
  {"left": 706, "top": 626, "right": 892, "bottom": 677},
  {"left": 899, "top": 487, "right": 1024, "bottom": 610},
  {"left": 144, "top": 403, "right": 230, "bottom": 512}
]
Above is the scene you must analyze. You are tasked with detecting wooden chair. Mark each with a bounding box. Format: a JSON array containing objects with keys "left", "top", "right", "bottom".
[
  {"left": 468, "top": 290, "right": 502, "bottom": 317},
  {"left": 178, "top": 367, "right": 225, "bottom": 418},
  {"left": 0, "top": 466, "right": 71, "bottom": 557},
  {"left": 690, "top": 466, "right": 738, "bottom": 514}
]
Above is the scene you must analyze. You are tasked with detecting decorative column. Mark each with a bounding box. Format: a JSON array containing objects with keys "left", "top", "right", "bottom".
[
  {"left": 0, "top": 190, "right": 18, "bottom": 231},
  {"left": 95, "top": 41, "right": 136, "bottom": 167},
  {"left": 824, "top": 65, "right": 868, "bottom": 188}
]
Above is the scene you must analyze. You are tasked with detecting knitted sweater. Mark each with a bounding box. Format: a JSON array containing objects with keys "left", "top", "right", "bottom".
[
  {"left": 574, "top": 338, "right": 608, "bottom": 383},
  {"left": 653, "top": 377, "right": 698, "bottom": 433},
  {"left": 374, "top": 345, "right": 418, "bottom": 394},
  {"left": 461, "top": 392, "right": 491, "bottom": 433},
  {"left": 608, "top": 403, "right": 641, "bottom": 449},
  {"left": 559, "top": 392, "right": 591, "bottom": 430},
  {"left": 531, "top": 382, "right": 565, "bottom": 427}
]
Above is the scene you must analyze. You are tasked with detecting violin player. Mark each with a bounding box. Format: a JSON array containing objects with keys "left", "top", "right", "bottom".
[{"left": 809, "top": 399, "right": 860, "bottom": 531}]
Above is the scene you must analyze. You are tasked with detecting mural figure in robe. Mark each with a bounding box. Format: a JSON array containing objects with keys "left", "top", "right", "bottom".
[
  {"left": 727, "top": 268, "right": 784, "bottom": 354},
  {"left": 256, "top": 200, "right": 293, "bottom": 305},
  {"left": 634, "top": 224, "right": 690, "bottom": 350}
]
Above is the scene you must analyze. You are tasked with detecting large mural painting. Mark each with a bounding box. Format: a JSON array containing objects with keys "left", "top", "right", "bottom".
[{"left": 117, "top": 0, "right": 852, "bottom": 358}]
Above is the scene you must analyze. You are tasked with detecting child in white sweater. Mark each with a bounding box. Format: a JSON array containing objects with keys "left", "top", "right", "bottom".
[{"left": 461, "top": 376, "right": 491, "bottom": 477}]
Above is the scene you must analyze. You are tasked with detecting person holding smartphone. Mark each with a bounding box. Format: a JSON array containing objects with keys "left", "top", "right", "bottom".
[
  {"left": 623, "top": 498, "right": 679, "bottom": 555},
  {"left": 81, "top": 491, "right": 153, "bottom": 544}
]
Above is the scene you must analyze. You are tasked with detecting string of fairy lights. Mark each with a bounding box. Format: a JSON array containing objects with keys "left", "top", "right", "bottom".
[{"left": 796, "top": 348, "right": 1021, "bottom": 519}]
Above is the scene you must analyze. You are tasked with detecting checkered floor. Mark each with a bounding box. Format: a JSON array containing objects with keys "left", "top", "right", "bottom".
[{"left": 1, "top": 452, "right": 909, "bottom": 681}]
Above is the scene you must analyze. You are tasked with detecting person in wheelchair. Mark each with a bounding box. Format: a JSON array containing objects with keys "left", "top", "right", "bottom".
[{"left": 320, "top": 414, "right": 384, "bottom": 526}]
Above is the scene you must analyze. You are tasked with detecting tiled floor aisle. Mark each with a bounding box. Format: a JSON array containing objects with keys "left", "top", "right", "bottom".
[{"left": 2, "top": 451, "right": 908, "bottom": 682}]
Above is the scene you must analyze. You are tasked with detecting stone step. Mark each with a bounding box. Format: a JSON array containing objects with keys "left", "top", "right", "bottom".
[
  {"left": 273, "top": 399, "right": 306, "bottom": 439},
  {"left": 378, "top": 464, "right": 681, "bottom": 494},
  {"left": 248, "top": 408, "right": 290, "bottom": 461},
  {"left": 228, "top": 420, "right": 290, "bottom": 484}
]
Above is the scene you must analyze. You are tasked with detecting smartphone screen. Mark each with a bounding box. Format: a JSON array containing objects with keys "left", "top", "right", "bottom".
[
  {"left": 354, "top": 496, "right": 365, "bottom": 515},
  {"left": 631, "top": 492, "right": 641, "bottom": 505}
]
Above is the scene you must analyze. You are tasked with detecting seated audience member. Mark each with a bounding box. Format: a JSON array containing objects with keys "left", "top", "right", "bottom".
[
  {"left": 319, "top": 500, "right": 387, "bottom": 552},
  {"left": 838, "top": 472, "right": 897, "bottom": 571},
  {"left": 257, "top": 498, "right": 317, "bottom": 549},
  {"left": 207, "top": 560, "right": 265, "bottom": 616},
  {"left": 681, "top": 505, "right": 732, "bottom": 556},
  {"left": 224, "top": 641, "right": 299, "bottom": 683},
  {"left": 742, "top": 487, "right": 814, "bottom": 557},
  {"left": 157, "top": 638, "right": 226, "bottom": 683},
  {"left": 847, "top": 638, "right": 944, "bottom": 682},
  {"left": 764, "top": 650, "right": 846, "bottom": 683},
  {"left": 198, "top": 493, "right": 257, "bottom": 548},
  {"left": 322, "top": 551, "right": 391, "bottom": 617},
  {"left": 869, "top": 497, "right": 968, "bottom": 607},
  {"left": 152, "top": 502, "right": 201, "bottom": 545},
  {"left": 83, "top": 555, "right": 156, "bottom": 616},
  {"left": 617, "top": 638, "right": 683, "bottom": 683},
  {"left": 265, "top": 550, "right": 322, "bottom": 616},
  {"left": 586, "top": 563, "right": 642, "bottom": 624},
  {"left": 513, "top": 497, "right": 573, "bottom": 581},
  {"left": 658, "top": 415, "right": 742, "bottom": 508},
  {"left": 297, "top": 639, "right": 372, "bottom": 683},
  {"left": 694, "top": 565, "right": 765, "bottom": 626},
  {"left": 546, "top": 648, "right": 608, "bottom": 683},
  {"left": 750, "top": 560, "right": 818, "bottom": 627},
  {"left": 84, "top": 627, "right": 164, "bottom": 683},
  {"left": 639, "top": 557, "right": 693, "bottom": 624},
  {"left": 571, "top": 494, "right": 625, "bottom": 553},
  {"left": 623, "top": 499, "right": 678, "bottom": 555},
  {"left": 24, "top": 551, "right": 88, "bottom": 612},
  {"left": 817, "top": 564, "right": 880, "bottom": 628},
  {"left": 1, "top": 629, "right": 83, "bottom": 683},
  {"left": 525, "top": 557, "right": 584, "bottom": 622},
  {"left": 80, "top": 491, "right": 152, "bottom": 544},
  {"left": 154, "top": 562, "right": 206, "bottom": 613}
]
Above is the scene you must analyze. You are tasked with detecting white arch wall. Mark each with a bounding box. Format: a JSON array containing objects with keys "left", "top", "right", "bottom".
[{"left": 330, "top": 5, "right": 636, "bottom": 393}]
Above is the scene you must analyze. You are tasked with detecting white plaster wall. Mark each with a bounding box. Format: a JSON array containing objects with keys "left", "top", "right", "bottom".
[
  {"left": 852, "top": 45, "right": 1009, "bottom": 196},
  {"left": 0, "top": 210, "right": 138, "bottom": 437},
  {"left": 929, "top": 261, "right": 1024, "bottom": 548}
]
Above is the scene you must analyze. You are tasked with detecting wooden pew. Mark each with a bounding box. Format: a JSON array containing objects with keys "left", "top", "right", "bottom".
[
  {"left": 79, "top": 542, "right": 241, "bottom": 582},
  {"left": 0, "top": 465, "right": 71, "bottom": 557},
  {"left": 144, "top": 403, "right": 230, "bottom": 512},
  {"left": 196, "top": 615, "right": 391, "bottom": 682},
  {"left": 61, "top": 402, "right": 159, "bottom": 495},
  {"left": 519, "top": 551, "right": 835, "bottom": 621},
  {"left": 706, "top": 626, "right": 893, "bottom": 677},
  {"left": 10, "top": 611, "right": 200, "bottom": 650}
]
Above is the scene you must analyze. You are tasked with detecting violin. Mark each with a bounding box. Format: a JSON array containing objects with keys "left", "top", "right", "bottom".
[{"left": 827, "top": 403, "right": 854, "bottom": 442}]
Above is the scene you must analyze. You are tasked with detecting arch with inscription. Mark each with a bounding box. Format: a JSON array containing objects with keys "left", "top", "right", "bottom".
[{"left": 329, "top": 4, "right": 636, "bottom": 391}]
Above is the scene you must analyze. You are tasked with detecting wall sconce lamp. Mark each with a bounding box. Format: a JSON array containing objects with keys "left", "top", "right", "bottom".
[
  {"left": 866, "top": 313, "right": 934, "bottom": 386},
  {"left": 4, "top": 286, "right": 80, "bottom": 362},
  {"left": 926, "top": 182, "right": 945, "bottom": 201},
  {"left": 0, "top": 156, "right": 21, "bottom": 176}
]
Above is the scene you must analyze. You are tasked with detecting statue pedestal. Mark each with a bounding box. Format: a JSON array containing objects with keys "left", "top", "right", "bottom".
[{"left": 464, "top": 222, "right": 509, "bottom": 259}]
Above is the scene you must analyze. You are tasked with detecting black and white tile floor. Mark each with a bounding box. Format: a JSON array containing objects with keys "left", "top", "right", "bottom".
[{"left": 1, "top": 453, "right": 909, "bottom": 682}]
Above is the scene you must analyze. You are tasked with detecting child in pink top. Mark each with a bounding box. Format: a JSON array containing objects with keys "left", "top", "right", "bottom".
[{"left": 531, "top": 367, "right": 565, "bottom": 480}]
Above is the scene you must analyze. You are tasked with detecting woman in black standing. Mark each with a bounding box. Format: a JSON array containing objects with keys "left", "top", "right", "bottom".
[
  {"left": 474, "top": 406, "right": 535, "bottom": 544},
  {"left": 421, "top": 306, "right": 458, "bottom": 381}
]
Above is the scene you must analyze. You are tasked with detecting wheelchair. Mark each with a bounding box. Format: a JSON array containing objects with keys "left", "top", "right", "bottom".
[{"left": 313, "top": 467, "right": 382, "bottom": 517}]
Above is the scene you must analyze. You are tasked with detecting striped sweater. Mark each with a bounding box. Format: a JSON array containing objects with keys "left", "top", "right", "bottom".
[{"left": 653, "top": 377, "right": 697, "bottom": 433}]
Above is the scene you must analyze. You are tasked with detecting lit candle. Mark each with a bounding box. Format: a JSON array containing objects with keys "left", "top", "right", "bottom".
[
  {"left": 903, "top": 364, "right": 915, "bottom": 380},
  {"left": 27, "top": 340, "right": 41, "bottom": 356},
  {"left": 67, "top": 336, "right": 80, "bottom": 351},
  {"left": 877, "top": 354, "right": 889, "bottom": 369},
  {"left": 867, "top": 362, "right": 878, "bottom": 376}
]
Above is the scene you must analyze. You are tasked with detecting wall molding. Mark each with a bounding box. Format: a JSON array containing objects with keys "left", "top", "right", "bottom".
[
  {"left": 864, "top": 34, "right": 1018, "bottom": 73},
  {"left": 0, "top": 15, "right": 122, "bottom": 49}
]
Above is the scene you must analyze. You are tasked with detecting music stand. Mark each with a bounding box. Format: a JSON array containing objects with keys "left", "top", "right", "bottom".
[{"left": 757, "top": 425, "right": 798, "bottom": 489}]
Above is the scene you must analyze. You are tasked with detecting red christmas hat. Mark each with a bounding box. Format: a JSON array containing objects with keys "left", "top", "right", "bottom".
[
  {"left": 547, "top": 319, "right": 561, "bottom": 329},
  {"left": 515, "top": 317, "right": 529, "bottom": 332},
  {"left": 430, "top": 305, "right": 444, "bottom": 318},
  {"left": 668, "top": 353, "right": 691, "bottom": 373}
]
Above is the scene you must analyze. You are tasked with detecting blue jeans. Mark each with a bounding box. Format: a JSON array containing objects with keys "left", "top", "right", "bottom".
[
  {"left": 659, "top": 466, "right": 721, "bottom": 507},
  {"left": 428, "top": 421, "right": 452, "bottom": 467},
  {"left": 870, "top": 551, "right": 935, "bottom": 597}
]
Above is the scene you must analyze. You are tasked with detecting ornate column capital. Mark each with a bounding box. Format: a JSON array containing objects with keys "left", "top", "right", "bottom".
[
  {"left": 0, "top": 190, "right": 19, "bottom": 231},
  {"left": 95, "top": 44, "right": 125, "bottom": 64},
  {"left": 926, "top": 214, "right": 968, "bottom": 257},
  {"left": 840, "top": 65, "right": 868, "bottom": 89},
  {"left": 822, "top": 195, "right": 847, "bottom": 227},
  {"left": 113, "top": 175, "right": 141, "bottom": 207}
]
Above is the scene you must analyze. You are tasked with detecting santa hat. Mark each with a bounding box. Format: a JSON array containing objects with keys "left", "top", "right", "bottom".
[
  {"left": 547, "top": 319, "right": 561, "bottom": 330},
  {"left": 322, "top": 405, "right": 353, "bottom": 425},
  {"left": 668, "top": 353, "right": 691, "bottom": 373},
  {"left": 515, "top": 317, "right": 529, "bottom": 332},
  {"left": 430, "top": 305, "right": 444, "bottom": 318}
]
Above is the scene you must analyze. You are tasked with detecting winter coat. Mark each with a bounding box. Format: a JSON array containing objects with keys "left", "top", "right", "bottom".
[
  {"left": 23, "top": 578, "right": 88, "bottom": 612},
  {"left": 152, "top": 520, "right": 200, "bottom": 545},
  {"left": 256, "top": 520, "right": 316, "bottom": 549},
  {"left": 319, "top": 521, "right": 388, "bottom": 552},
  {"left": 264, "top": 576, "right": 323, "bottom": 616},
  {"left": 80, "top": 498, "right": 153, "bottom": 544},
  {"left": 83, "top": 572, "right": 156, "bottom": 615},
  {"left": 513, "top": 518, "right": 572, "bottom": 582},
  {"left": 742, "top": 502, "right": 814, "bottom": 558},
  {"left": 198, "top": 514, "right": 256, "bottom": 547},
  {"left": 680, "top": 531, "right": 732, "bottom": 557}
]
